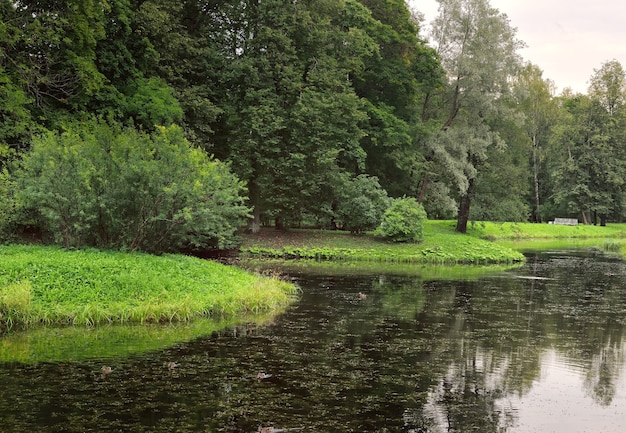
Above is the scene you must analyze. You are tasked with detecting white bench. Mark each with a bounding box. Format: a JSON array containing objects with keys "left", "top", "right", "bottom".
[{"left": 552, "top": 218, "right": 578, "bottom": 226}]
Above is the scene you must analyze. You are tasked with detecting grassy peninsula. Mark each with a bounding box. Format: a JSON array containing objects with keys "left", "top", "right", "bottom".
[
  {"left": 0, "top": 245, "right": 297, "bottom": 329},
  {"left": 240, "top": 221, "right": 525, "bottom": 264},
  {"left": 240, "top": 220, "right": 626, "bottom": 264}
]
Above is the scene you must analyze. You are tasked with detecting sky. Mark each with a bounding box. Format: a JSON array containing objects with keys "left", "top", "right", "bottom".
[{"left": 407, "top": 0, "right": 626, "bottom": 94}]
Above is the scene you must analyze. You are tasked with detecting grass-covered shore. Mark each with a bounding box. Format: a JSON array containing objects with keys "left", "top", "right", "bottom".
[
  {"left": 0, "top": 245, "right": 297, "bottom": 329},
  {"left": 240, "top": 220, "right": 626, "bottom": 264},
  {"left": 2, "top": 220, "right": 623, "bottom": 330},
  {"left": 461, "top": 220, "right": 626, "bottom": 240}
]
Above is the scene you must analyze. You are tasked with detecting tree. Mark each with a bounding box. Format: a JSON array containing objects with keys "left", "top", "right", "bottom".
[
  {"left": 424, "top": 0, "right": 524, "bottom": 232},
  {"left": 512, "top": 63, "right": 558, "bottom": 222},
  {"left": 355, "top": 0, "right": 443, "bottom": 196},
  {"left": 549, "top": 61, "right": 626, "bottom": 224},
  {"left": 0, "top": 0, "right": 109, "bottom": 124},
  {"left": 196, "top": 0, "right": 376, "bottom": 230}
]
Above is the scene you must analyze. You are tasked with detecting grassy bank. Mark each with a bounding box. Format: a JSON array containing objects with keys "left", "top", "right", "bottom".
[
  {"left": 0, "top": 245, "right": 297, "bottom": 329},
  {"left": 240, "top": 222, "right": 526, "bottom": 264},
  {"left": 459, "top": 220, "right": 626, "bottom": 240},
  {"left": 240, "top": 220, "right": 626, "bottom": 265}
]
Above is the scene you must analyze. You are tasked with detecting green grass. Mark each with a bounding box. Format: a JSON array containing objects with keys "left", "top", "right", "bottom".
[
  {"left": 459, "top": 220, "right": 626, "bottom": 240},
  {"left": 240, "top": 222, "right": 525, "bottom": 265},
  {"left": 0, "top": 245, "right": 298, "bottom": 329},
  {"left": 240, "top": 220, "right": 626, "bottom": 265}
]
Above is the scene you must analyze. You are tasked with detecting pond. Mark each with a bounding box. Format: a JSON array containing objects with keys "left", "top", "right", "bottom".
[{"left": 1, "top": 249, "right": 626, "bottom": 432}]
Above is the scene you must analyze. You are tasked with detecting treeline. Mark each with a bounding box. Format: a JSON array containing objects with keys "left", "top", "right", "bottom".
[{"left": 1, "top": 0, "right": 625, "bottom": 252}]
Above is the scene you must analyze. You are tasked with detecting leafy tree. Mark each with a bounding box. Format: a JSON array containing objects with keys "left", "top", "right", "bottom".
[
  {"left": 201, "top": 0, "right": 375, "bottom": 230},
  {"left": 0, "top": 168, "right": 16, "bottom": 241},
  {"left": 355, "top": 0, "right": 443, "bottom": 196},
  {"left": 425, "top": 0, "right": 523, "bottom": 232},
  {"left": 16, "top": 121, "right": 249, "bottom": 253},
  {"left": 0, "top": 68, "right": 36, "bottom": 165},
  {"left": 511, "top": 63, "right": 559, "bottom": 222},
  {"left": 549, "top": 61, "right": 626, "bottom": 225},
  {"left": 0, "top": 0, "right": 109, "bottom": 123}
]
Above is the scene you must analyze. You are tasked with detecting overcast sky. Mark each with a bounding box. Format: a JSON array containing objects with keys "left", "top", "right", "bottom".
[{"left": 408, "top": 0, "right": 626, "bottom": 94}]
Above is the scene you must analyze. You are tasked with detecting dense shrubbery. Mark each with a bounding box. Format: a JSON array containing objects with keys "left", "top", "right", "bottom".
[
  {"left": 334, "top": 174, "right": 391, "bottom": 234},
  {"left": 377, "top": 197, "right": 427, "bottom": 243},
  {"left": 16, "top": 121, "right": 249, "bottom": 253}
]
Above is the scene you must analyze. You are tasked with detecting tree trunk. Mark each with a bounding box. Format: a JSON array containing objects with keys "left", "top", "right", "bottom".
[
  {"left": 417, "top": 174, "right": 429, "bottom": 203},
  {"left": 532, "top": 134, "right": 541, "bottom": 222},
  {"left": 456, "top": 179, "right": 474, "bottom": 234},
  {"left": 246, "top": 177, "right": 261, "bottom": 233},
  {"left": 580, "top": 210, "right": 590, "bottom": 225},
  {"left": 275, "top": 216, "right": 284, "bottom": 231}
]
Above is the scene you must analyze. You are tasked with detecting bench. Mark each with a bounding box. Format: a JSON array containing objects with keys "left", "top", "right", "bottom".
[{"left": 552, "top": 218, "right": 578, "bottom": 226}]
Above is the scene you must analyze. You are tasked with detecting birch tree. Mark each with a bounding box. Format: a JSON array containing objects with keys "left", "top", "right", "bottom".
[{"left": 512, "top": 63, "right": 558, "bottom": 222}]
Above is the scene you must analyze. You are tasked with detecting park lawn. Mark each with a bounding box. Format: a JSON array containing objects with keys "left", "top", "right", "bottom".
[
  {"left": 457, "top": 220, "right": 626, "bottom": 240},
  {"left": 240, "top": 220, "right": 626, "bottom": 265},
  {"left": 0, "top": 245, "right": 298, "bottom": 329},
  {"left": 239, "top": 221, "right": 526, "bottom": 264}
]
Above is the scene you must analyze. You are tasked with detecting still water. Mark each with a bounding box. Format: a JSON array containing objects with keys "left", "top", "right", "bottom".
[{"left": 1, "top": 250, "right": 626, "bottom": 432}]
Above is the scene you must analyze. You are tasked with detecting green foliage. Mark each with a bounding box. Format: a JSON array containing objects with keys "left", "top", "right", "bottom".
[
  {"left": 425, "top": 0, "right": 524, "bottom": 232},
  {"left": 0, "top": 169, "right": 17, "bottom": 242},
  {"left": 16, "top": 121, "right": 249, "bottom": 253},
  {"left": 0, "top": 68, "right": 35, "bottom": 160},
  {"left": 376, "top": 197, "right": 427, "bottom": 243},
  {"left": 123, "top": 77, "right": 184, "bottom": 128},
  {"left": 0, "top": 245, "right": 297, "bottom": 329},
  {"left": 335, "top": 175, "right": 391, "bottom": 234}
]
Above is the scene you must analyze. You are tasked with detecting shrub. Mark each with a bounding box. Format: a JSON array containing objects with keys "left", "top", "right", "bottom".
[
  {"left": 334, "top": 175, "right": 391, "bottom": 234},
  {"left": 16, "top": 121, "right": 249, "bottom": 253},
  {"left": 377, "top": 197, "right": 427, "bottom": 243}
]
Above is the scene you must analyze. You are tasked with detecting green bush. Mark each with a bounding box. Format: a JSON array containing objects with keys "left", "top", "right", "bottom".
[
  {"left": 377, "top": 197, "right": 427, "bottom": 243},
  {"left": 16, "top": 121, "right": 249, "bottom": 253},
  {"left": 335, "top": 174, "right": 390, "bottom": 234}
]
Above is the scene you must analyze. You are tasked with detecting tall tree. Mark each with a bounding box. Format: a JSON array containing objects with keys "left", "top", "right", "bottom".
[
  {"left": 199, "top": 0, "right": 375, "bottom": 230},
  {"left": 512, "top": 63, "right": 558, "bottom": 222},
  {"left": 549, "top": 61, "right": 626, "bottom": 224},
  {"left": 355, "top": 0, "right": 442, "bottom": 196},
  {"left": 0, "top": 0, "right": 109, "bottom": 124},
  {"left": 424, "top": 0, "right": 523, "bottom": 232}
]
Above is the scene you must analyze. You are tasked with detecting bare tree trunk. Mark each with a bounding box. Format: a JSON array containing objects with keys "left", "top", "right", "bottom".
[{"left": 532, "top": 134, "right": 541, "bottom": 222}]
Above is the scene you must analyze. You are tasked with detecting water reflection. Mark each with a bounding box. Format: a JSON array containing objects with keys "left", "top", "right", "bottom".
[{"left": 1, "top": 251, "right": 626, "bottom": 432}]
